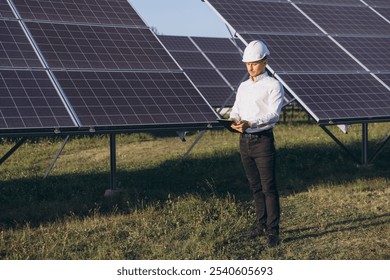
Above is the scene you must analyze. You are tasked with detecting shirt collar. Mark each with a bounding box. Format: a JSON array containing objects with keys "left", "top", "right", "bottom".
[{"left": 251, "top": 71, "right": 268, "bottom": 82}]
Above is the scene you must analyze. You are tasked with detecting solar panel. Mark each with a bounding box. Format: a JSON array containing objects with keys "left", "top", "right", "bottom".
[
  {"left": 374, "top": 7, "right": 390, "bottom": 21},
  {"left": 280, "top": 73, "right": 390, "bottom": 123},
  {"left": 206, "top": 0, "right": 321, "bottom": 35},
  {"left": 12, "top": 0, "right": 145, "bottom": 27},
  {"left": 297, "top": 4, "right": 390, "bottom": 36},
  {"left": 204, "top": 0, "right": 390, "bottom": 129},
  {"left": 189, "top": 36, "right": 247, "bottom": 87},
  {"left": 0, "top": 0, "right": 15, "bottom": 19},
  {"left": 364, "top": 0, "right": 390, "bottom": 8},
  {"left": 183, "top": 68, "right": 229, "bottom": 86},
  {"left": 0, "top": 69, "right": 76, "bottom": 130},
  {"left": 204, "top": 52, "right": 244, "bottom": 70},
  {"left": 167, "top": 52, "right": 212, "bottom": 69},
  {"left": 25, "top": 21, "right": 179, "bottom": 70},
  {"left": 159, "top": 35, "right": 239, "bottom": 107},
  {"left": 53, "top": 71, "right": 217, "bottom": 127},
  {"left": 336, "top": 36, "right": 390, "bottom": 72},
  {"left": 192, "top": 86, "right": 235, "bottom": 108},
  {"left": 376, "top": 74, "right": 390, "bottom": 86},
  {"left": 241, "top": 33, "right": 364, "bottom": 73},
  {"left": 0, "top": 20, "right": 42, "bottom": 68},
  {"left": 158, "top": 35, "right": 198, "bottom": 52},
  {"left": 219, "top": 69, "right": 248, "bottom": 87},
  {"left": 0, "top": 1, "right": 220, "bottom": 135},
  {"left": 291, "top": 0, "right": 364, "bottom": 6},
  {"left": 191, "top": 37, "right": 240, "bottom": 53}
]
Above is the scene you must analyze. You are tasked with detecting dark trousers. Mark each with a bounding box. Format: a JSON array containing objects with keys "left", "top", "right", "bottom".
[{"left": 239, "top": 130, "right": 280, "bottom": 234}]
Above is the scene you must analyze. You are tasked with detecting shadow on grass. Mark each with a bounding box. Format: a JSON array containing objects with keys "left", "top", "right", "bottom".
[
  {"left": 0, "top": 139, "right": 389, "bottom": 229},
  {"left": 282, "top": 212, "right": 390, "bottom": 243}
]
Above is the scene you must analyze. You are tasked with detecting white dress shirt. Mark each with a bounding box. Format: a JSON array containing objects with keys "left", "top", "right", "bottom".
[{"left": 230, "top": 72, "right": 284, "bottom": 133}]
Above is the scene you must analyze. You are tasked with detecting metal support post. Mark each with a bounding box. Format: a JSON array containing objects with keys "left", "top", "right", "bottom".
[
  {"left": 362, "top": 123, "right": 369, "bottom": 165},
  {"left": 43, "top": 135, "right": 70, "bottom": 179},
  {"left": 0, "top": 137, "right": 27, "bottom": 165},
  {"left": 368, "top": 130, "right": 390, "bottom": 163},
  {"left": 110, "top": 133, "right": 117, "bottom": 190},
  {"left": 320, "top": 126, "right": 360, "bottom": 164},
  {"left": 181, "top": 130, "right": 206, "bottom": 161}
]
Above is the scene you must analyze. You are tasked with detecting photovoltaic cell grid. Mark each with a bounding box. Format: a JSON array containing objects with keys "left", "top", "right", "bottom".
[
  {"left": 0, "top": 70, "right": 75, "bottom": 129},
  {"left": 240, "top": 33, "right": 363, "bottom": 73},
  {"left": 159, "top": 35, "right": 241, "bottom": 107},
  {"left": 11, "top": 0, "right": 146, "bottom": 27},
  {"left": 26, "top": 21, "right": 179, "bottom": 71},
  {"left": 158, "top": 35, "right": 198, "bottom": 52},
  {"left": 374, "top": 7, "right": 390, "bottom": 21},
  {"left": 205, "top": 0, "right": 321, "bottom": 35},
  {"left": 168, "top": 52, "right": 212, "bottom": 69},
  {"left": 190, "top": 36, "right": 247, "bottom": 87},
  {"left": 0, "top": 0, "right": 15, "bottom": 19},
  {"left": 335, "top": 36, "right": 390, "bottom": 72},
  {"left": 191, "top": 37, "right": 241, "bottom": 53},
  {"left": 0, "top": 20, "right": 42, "bottom": 68},
  {"left": 0, "top": 0, "right": 219, "bottom": 133},
  {"left": 280, "top": 73, "right": 390, "bottom": 123},
  {"left": 291, "top": 0, "right": 364, "bottom": 6},
  {"left": 297, "top": 4, "right": 390, "bottom": 36},
  {"left": 363, "top": 0, "right": 390, "bottom": 8},
  {"left": 53, "top": 71, "right": 217, "bottom": 127},
  {"left": 205, "top": 0, "right": 390, "bottom": 123}
]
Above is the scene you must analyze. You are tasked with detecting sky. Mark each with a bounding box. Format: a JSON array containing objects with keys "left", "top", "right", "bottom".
[{"left": 129, "top": 0, "right": 231, "bottom": 37}]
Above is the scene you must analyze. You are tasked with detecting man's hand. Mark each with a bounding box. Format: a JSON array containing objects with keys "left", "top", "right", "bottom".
[{"left": 229, "top": 119, "right": 251, "bottom": 133}]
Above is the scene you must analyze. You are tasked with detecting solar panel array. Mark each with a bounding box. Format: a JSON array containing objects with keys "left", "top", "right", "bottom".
[
  {"left": 205, "top": 0, "right": 390, "bottom": 124},
  {"left": 0, "top": 0, "right": 218, "bottom": 136},
  {"left": 159, "top": 35, "right": 247, "bottom": 107}
]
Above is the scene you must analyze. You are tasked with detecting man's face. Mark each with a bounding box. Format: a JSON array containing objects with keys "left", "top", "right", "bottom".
[{"left": 245, "top": 59, "right": 267, "bottom": 79}]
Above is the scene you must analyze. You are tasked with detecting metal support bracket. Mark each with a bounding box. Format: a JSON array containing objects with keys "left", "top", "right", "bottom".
[
  {"left": 0, "top": 137, "right": 27, "bottom": 165},
  {"left": 104, "top": 133, "right": 121, "bottom": 196},
  {"left": 43, "top": 135, "right": 70, "bottom": 179},
  {"left": 320, "top": 124, "right": 389, "bottom": 165}
]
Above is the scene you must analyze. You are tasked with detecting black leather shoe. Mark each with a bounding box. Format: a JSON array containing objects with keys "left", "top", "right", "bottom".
[
  {"left": 241, "top": 227, "right": 267, "bottom": 239},
  {"left": 267, "top": 234, "right": 280, "bottom": 248}
]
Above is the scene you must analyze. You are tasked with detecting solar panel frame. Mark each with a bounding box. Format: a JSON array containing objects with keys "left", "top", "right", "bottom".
[
  {"left": 25, "top": 21, "right": 180, "bottom": 71},
  {"left": 11, "top": 0, "right": 146, "bottom": 27},
  {"left": 0, "top": 69, "right": 76, "bottom": 132},
  {"left": 0, "top": 19, "right": 43, "bottom": 68}
]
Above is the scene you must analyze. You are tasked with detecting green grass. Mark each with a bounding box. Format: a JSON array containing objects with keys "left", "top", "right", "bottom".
[{"left": 0, "top": 118, "right": 389, "bottom": 259}]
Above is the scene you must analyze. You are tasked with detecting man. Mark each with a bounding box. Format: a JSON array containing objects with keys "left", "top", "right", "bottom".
[{"left": 229, "top": 40, "right": 284, "bottom": 247}]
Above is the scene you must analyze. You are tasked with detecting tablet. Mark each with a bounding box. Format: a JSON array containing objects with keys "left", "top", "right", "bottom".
[{"left": 217, "top": 119, "right": 239, "bottom": 133}]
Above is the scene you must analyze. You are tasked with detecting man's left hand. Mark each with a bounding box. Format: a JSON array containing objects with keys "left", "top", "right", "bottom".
[{"left": 231, "top": 120, "right": 251, "bottom": 133}]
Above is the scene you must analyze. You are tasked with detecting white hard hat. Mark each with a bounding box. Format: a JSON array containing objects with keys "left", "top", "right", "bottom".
[{"left": 242, "top": 40, "right": 270, "bottom": 63}]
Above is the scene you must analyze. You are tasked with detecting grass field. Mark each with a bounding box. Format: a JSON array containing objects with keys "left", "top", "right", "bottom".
[{"left": 0, "top": 115, "right": 389, "bottom": 260}]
